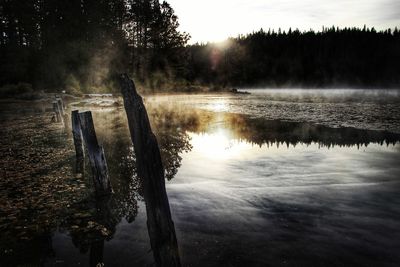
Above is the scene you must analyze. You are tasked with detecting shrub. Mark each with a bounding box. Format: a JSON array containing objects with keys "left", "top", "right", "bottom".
[{"left": 65, "top": 75, "right": 82, "bottom": 95}]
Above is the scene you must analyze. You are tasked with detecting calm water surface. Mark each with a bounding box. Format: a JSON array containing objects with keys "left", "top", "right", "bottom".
[
  {"left": 170, "top": 134, "right": 400, "bottom": 266},
  {"left": 1, "top": 91, "right": 400, "bottom": 266}
]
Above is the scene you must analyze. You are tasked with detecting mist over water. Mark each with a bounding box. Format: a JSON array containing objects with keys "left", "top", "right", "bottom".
[
  {"left": 147, "top": 89, "right": 400, "bottom": 133},
  {"left": 242, "top": 88, "right": 400, "bottom": 101}
]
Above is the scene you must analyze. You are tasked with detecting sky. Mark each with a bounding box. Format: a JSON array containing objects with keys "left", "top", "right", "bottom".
[{"left": 167, "top": 0, "right": 400, "bottom": 44}]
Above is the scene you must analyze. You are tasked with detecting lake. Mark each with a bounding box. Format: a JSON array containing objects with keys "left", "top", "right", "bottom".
[{"left": 1, "top": 89, "right": 400, "bottom": 266}]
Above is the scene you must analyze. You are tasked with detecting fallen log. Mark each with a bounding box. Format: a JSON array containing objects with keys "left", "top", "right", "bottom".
[
  {"left": 119, "top": 73, "right": 181, "bottom": 267},
  {"left": 71, "top": 110, "right": 84, "bottom": 175},
  {"left": 79, "top": 111, "right": 112, "bottom": 196}
]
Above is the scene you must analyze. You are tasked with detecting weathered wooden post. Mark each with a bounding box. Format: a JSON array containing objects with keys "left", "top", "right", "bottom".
[
  {"left": 79, "top": 111, "right": 112, "bottom": 196},
  {"left": 56, "top": 97, "right": 70, "bottom": 130},
  {"left": 56, "top": 98, "right": 65, "bottom": 116},
  {"left": 52, "top": 101, "right": 63, "bottom": 123},
  {"left": 71, "top": 110, "right": 84, "bottom": 175},
  {"left": 63, "top": 113, "right": 70, "bottom": 132},
  {"left": 119, "top": 73, "right": 181, "bottom": 267}
]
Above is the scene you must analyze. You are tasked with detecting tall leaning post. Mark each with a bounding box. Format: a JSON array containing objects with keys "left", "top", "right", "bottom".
[
  {"left": 119, "top": 73, "right": 181, "bottom": 267},
  {"left": 71, "top": 110, "right": 84, "bottom": 175},
  {"left": 79, "top": 111, "right": 112, "bottom": 196}
]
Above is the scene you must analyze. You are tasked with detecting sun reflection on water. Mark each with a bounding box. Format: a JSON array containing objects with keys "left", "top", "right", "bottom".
[{"left": 188, "top": 128, "right": 252, "bottom": 160}]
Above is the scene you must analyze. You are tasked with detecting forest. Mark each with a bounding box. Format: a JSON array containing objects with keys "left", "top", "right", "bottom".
[
  {"left": 0, "top": 0, "right": 189, "bottom": 94},
  {"left": 1, "top": 0, "right": 400, "bottom": 95},
  {"left": 188, "top": 27, "right": 400, "bottom": 88}
]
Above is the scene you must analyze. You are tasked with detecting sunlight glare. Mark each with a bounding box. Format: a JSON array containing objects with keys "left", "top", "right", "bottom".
[{"left": 188, "top": 129, "right": 251, "bottom": 160}]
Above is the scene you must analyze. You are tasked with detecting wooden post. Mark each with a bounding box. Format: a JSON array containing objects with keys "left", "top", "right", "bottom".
[
  {"left": 119, "top": 73, "right": 181, "bottom": 267},
  {"left": 71, "top": 110, "right": 84, "bottom": 175},
  {"left": 57, "top": 98, "right": 65, "bottom": 116},
  {"left": 52, "top": 101, "right": 63, "bottom": 123},
  {"left": 63, "top": 112, "right": 70, "bottom": 132},
  {"left": 79, "top": 111, "right": 112, "bottom": 196}
]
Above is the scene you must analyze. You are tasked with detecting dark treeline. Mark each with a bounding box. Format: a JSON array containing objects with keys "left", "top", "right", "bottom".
[
  {"left": 0, "top": 0, "right": 188, "bottom": 93},
  {"left": 186, "top": 27, "right": 400, "bottom": 88},
  {"left": 1, "top": 0, "right": 399, "bottom": 93}
]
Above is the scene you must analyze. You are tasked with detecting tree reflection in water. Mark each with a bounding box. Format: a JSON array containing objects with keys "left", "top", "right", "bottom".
[
  {"left": 65, "top": 105, "right": 400, "bottom": 265},
  {"left": 57, "top": 107, "right": 195, "bottom": 265}
]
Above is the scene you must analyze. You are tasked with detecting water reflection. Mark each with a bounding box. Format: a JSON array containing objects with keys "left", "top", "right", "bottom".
[
  {"left": 78, "top": 105, "right": 400, "bottom": 265},
  {"left": 2, "top": 101, "right": 400, "bottom": 266},
  {"left": 199, "top": 113, "right": 400, "bottom": 148},
  {"left": 73, "top": 105, "right": 400, "bottom": 247},
  {"left": 164, "top": 112, "right": 400, "bottom": 266},
  {"left": 90, "top": 106, "right": 400, "bottom": 193}
]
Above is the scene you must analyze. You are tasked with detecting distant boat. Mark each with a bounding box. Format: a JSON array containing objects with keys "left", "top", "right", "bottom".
[{"left": 230, "top": 88, "right": 250, "bottom": 94}]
